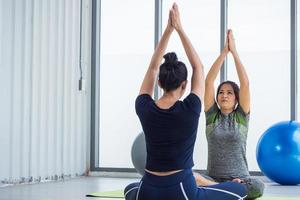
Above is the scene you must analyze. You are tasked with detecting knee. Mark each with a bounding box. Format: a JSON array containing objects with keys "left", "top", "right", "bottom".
[
  {"left": 245, "top": 179, "right": 265, "bottom": 199},
  {"left": 234, "top": 182, "right": 248, "bottom": 197},
  {"left": 124, "top": 182, "right": 139, "bottom": 200},
  {"left": 223, "top": 182, "right": 248, "bottom": 198},
  {"left": 124, "top": 183, "right": 135, "bottom": 193}
]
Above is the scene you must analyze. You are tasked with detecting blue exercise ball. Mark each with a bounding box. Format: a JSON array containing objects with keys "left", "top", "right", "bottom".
[
  {"left": 256, "top": 121, "right": 300, "bottom": 185},
  {"left": 131, "top": 132, "right": 146, "bottom": 175}
]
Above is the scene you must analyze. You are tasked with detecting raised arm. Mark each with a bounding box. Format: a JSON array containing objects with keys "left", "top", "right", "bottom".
[
  {"left": 204, "top": 32, "right": 229, "bottom": 112},
  {"left": 139, "top": 11, "right": 174, "bottom": 96},
  {"left": 228, "top": 30, "right": 250, "bottom": 113},
  {"left": 171, "top": 3, "right": 204, "bottom": 101}
]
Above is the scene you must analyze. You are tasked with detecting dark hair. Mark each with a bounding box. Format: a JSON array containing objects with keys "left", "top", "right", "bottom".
[
  {"left": 158, "top": 52, "right": 187, "bottom": 92},
  {"left": 216, "top": 81, "right": 240, "bottom": 103}
]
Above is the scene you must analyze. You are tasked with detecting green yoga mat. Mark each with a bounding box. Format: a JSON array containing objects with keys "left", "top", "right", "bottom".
[
  {"left": 86, "top": 190, "right": 300, "bottom": 200},
  {"left": 86, "top": 189, "right": 124, "bottom": 198},
  {"left": 258, "top": 198, "right": 300, "bottom": 200}
]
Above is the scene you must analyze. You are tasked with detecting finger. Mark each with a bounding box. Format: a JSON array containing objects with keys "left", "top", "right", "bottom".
[
  {"left": 169, "top": 10, "right": 174, "bottom": 25},
  {"left": 229, "top": 30, "right": 234, "bottom": 38},
  {"left": 171, "top": 9, "right": 175, "bottom": 22},
  {"left": 173, "top": 2, "right": 177, "bottom": 9},
  {"left": 174, "top": 7, "right": 179, "bottom": 19},
  {"left": 173, "top": 3, "right": 179, "bottom": 14}
]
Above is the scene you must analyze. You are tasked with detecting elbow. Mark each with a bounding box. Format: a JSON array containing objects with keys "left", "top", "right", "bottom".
[
  {"left": 149, "top": 67, "right": 159, "bottom": 74},
  {"left": 205, "top": 79, "right": 214, "bottom": 86},
  {"left": 192, "top": 63, "right": 204, "bottom": 71},
  {"left": 243, "top": 79, "right": 250, "bottom": 88},
  {"left": 241, "top": 80, "right": 250, "bottom": 89}
]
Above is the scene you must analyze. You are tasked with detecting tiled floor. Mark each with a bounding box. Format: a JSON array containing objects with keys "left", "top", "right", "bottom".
[{"left": 0, "top": 176, "right": 299, "bottom": 200}]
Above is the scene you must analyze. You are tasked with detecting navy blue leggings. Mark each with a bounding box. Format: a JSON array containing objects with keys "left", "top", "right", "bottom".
[{"left": 124, "top": 169, "right": 247, "bottom": 200}]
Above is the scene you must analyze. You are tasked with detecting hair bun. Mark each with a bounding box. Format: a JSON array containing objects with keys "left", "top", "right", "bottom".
[{"left": 163, "top": 52, "right": 178, "bottom": 64}]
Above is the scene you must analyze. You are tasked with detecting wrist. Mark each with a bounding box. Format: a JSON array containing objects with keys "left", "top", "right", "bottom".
[
  {"left": 221, "top": 49, "right": 229, "bottom": 56},
  {"left": 231, "top": 50, "right": 239, "bottom": 57},
  {"left": 176, "top": 26, "right": 184, "bottom": 34},
  {"left": 165, "top": 26, "right": 173, "bottom": 34}
]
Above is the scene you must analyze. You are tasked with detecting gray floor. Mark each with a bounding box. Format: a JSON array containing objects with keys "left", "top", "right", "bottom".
[{"left": 0, "top": 176, "right": 299, "bottom": 200}]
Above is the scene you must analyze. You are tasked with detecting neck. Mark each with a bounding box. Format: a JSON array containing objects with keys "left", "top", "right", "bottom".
[
  {"left": 220, "top": 108, "right": 234, "bottom": 114},
  {"left": 161, "top": 90, "right": 182, "bottom": 101},
  {"left": 155, "top": 90, "right": 182, "bottom": 109}
]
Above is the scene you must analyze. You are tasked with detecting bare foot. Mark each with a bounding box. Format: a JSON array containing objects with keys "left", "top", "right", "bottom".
[{"left": 232, "top": 178, "right": 242, "bottom": 183}]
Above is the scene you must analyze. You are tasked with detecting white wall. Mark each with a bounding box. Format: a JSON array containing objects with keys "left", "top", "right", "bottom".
[{"left": 0, "top": 0, "right": 92, "bottom": 184}]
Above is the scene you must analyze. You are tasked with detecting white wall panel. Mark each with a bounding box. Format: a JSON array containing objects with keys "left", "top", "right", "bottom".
[{"left": 0, "top": 0, "right": 91, "bottom": 184}]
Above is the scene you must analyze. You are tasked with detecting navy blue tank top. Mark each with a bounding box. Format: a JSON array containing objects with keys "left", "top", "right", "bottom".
[{"left": 135, "top": 93, "right": 201, "bottom": 171}]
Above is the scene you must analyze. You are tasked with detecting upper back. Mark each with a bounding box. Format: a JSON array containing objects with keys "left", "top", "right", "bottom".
[{"left": 135, "top": 93, "right": 201, "bottom": 171}]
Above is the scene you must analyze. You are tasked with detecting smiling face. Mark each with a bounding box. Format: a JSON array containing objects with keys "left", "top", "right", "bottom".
[{"left": 217, "top": 83, "right": 237, "bottom": 111}]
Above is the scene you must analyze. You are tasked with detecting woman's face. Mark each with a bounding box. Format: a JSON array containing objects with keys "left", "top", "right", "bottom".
[{"left": 217, "top": 83, "right": 237, "bottom": 110}]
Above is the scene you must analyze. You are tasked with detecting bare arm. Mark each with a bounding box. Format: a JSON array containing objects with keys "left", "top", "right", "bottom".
[
  {"left": 139, "top": 11, "right": 173, "bottom": 96},
  {"left": 228, "top": 30, "right": 250, "bottom": 113},
  {"left": 205, "top": 33, "right": 229, "bottom": 112},
  {"left": 171, "top": 3, "right": 205, "bottom": 101}
]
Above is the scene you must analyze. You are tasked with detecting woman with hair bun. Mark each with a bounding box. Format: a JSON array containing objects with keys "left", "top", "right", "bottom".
[{"left": 124, "top": 3, "right": 247, "bottom": 200}]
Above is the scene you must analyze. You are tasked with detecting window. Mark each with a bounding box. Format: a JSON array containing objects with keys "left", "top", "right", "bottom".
[
  {"left": 227, "top": 0, "right": 290, "bottom": 170},
  {"left": 99, "top": 0, "right": 154, "bottom": 168},
  {"left": 297, "top": 1, "right": 300, "bottom": 120}
]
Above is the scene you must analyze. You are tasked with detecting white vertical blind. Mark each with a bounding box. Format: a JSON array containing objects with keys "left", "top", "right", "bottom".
[{"left": 0, "top": 0, "right": 91, "bottom": 184}]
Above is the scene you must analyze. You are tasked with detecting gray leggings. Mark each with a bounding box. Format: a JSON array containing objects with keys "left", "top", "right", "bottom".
[{"left": 202, "top": 175, "right": 264, "bottom": 200}]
